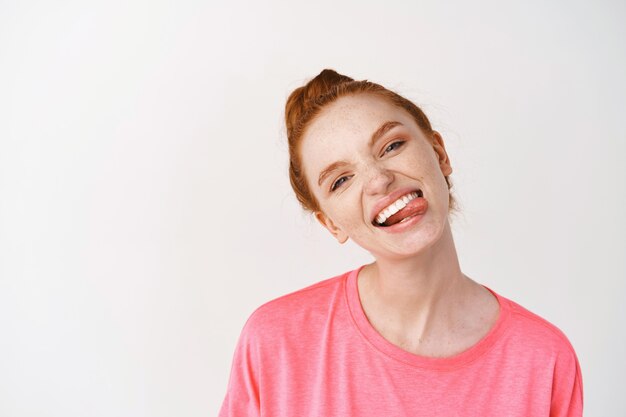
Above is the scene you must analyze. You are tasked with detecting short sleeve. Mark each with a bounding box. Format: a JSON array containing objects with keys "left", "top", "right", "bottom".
[
  {"left": 218, "top": 315, "right": 262, "bottom": 417},
  {"left": 550, "top": 343, "right": 584, "bottom": 417}
]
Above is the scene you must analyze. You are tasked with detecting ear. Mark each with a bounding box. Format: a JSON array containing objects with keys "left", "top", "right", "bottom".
[
  {"left": 431, "top": 131, "right": 453, "bottom": 176},
  {"left": 314, "top": 211, "right": 349, "bottom": 244}
]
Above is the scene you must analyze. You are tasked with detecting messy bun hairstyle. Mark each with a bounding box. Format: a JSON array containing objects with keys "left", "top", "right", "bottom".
[{"left": 285, "top": 69, "right": 457, "bottom": 215}]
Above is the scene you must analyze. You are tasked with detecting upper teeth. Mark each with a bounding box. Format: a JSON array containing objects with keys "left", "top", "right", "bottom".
[{"left": 375, "top": 191, "right": 420, "bottom": 225}]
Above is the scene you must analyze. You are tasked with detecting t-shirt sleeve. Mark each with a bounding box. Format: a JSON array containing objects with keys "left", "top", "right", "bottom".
[
  {"left": 218, "top": 314, "right": 262, "bottom": 417},
  {"left": 550, "top": 342, "right": 584, "bottom": 417}
]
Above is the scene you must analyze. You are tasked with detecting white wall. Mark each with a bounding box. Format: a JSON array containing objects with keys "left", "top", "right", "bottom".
[{"left": 1, "top": 1, "right": 624, "bottom": 415}]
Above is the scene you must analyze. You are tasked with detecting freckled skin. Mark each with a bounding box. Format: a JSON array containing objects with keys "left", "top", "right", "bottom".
[{"left": 299, "top": 93, "right": 453, "bottom": 260}]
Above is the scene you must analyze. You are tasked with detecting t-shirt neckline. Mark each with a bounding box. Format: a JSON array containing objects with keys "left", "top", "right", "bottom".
[{"left": 345, "top": 264, "right": 511, "bottom": 371}]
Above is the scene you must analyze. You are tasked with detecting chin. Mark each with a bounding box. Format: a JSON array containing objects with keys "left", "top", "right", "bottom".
[{"left": 371, "top": 214, "right": 449, "bottom": 259}]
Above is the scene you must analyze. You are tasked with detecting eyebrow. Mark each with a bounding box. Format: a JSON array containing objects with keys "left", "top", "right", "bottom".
[{"left": 317, "top": 121, "right": 404, "bottom": 187}]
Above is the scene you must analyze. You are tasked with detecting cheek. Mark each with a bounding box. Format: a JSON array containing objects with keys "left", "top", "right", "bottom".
[
  {"left": 404, "top": 145, "right": 442, "bottom": 176},
  {"left": 335, "top": 203, "right": 361, "bottom": 228},
  {"left": 329, "top": 195, "right": 367, "bottom": 232},
  {"left": 397, "top": 150, "right": 449, "bottom": 200},
  {"left": 397, "top": 152, "right": 434, "bottom": 177}
]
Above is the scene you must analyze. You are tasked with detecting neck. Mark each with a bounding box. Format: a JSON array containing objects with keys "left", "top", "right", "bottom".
[{"left": 359, "top": 220, "right": 473, "bottom": 341}]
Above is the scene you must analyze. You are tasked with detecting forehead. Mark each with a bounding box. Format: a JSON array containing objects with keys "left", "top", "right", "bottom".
[
  {"left": 299, "top": 94, "right": 418, "bottom": 174},
  {"left": 303, "top": 93, "right": 413, "bottom": 142}
]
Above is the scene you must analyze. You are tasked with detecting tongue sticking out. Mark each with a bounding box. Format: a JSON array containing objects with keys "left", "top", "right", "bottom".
[{"left": 382, "top": 197, "right": 428, "bottom": 226}]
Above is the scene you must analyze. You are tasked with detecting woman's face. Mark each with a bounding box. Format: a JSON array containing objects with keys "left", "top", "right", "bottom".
[{"left": 299, "top": 93, "right": 453, "bottom": 259}]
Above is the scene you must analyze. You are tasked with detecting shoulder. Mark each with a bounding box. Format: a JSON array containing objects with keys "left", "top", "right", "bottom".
[
  {"left": 498, "top": 291, "right": 578, "bottom": 359},
  {"left": 498, "top": 293, "right": 584, "bottom": 408},
  {"left": 239, "top": 269, "right": 348, "bottom": 339}
]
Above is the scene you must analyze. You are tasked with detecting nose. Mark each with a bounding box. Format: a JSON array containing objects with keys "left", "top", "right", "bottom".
[{"left": 363, "top": 163, "right": 394, "bottom": 196}]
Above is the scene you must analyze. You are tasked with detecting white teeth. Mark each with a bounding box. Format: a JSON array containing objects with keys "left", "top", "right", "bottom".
[
  {"left": 388, "top": 203, "right": 401, "bottom": 216},
  {"left": 375, "top": 191, "right": 420, "bottom": 225}
]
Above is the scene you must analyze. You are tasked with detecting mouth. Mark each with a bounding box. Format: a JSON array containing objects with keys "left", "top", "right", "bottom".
[{"left": 372, "top": 189, "right": 424, "bottom": 228}]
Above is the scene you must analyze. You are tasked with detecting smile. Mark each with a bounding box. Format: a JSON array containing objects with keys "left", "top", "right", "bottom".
[{"left": 373, "top": 189, "right": 423, "bottom": 227}]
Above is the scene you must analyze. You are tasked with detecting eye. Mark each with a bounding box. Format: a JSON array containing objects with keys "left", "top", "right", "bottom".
[
  {"left": 383, "top": 140, "right": 405, "bottom": 155},
  {"left": 331, "top": 175, "right": 352, "bottom": 192}
]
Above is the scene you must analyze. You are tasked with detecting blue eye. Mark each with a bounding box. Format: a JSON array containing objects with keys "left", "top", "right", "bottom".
[
  {"left": 383, "top": 140, "right": 405, "bottom": 154},
  {"left": 331, "top": 175, "right": 352, "bottom": 192}
]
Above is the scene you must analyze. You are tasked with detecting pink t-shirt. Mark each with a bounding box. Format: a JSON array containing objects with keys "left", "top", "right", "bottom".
[{"left": 219, "top": 265, "right": 584, "bottom": 416}]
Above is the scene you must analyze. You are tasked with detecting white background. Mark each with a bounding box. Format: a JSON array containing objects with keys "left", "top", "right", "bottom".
[{"left": 1, "top": 1, "right": 624, "bottom": 416}]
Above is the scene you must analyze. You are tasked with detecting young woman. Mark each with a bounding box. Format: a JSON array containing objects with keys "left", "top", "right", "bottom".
[{"left": 219, "top": 69, "right": 584, "bottom": 416}]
